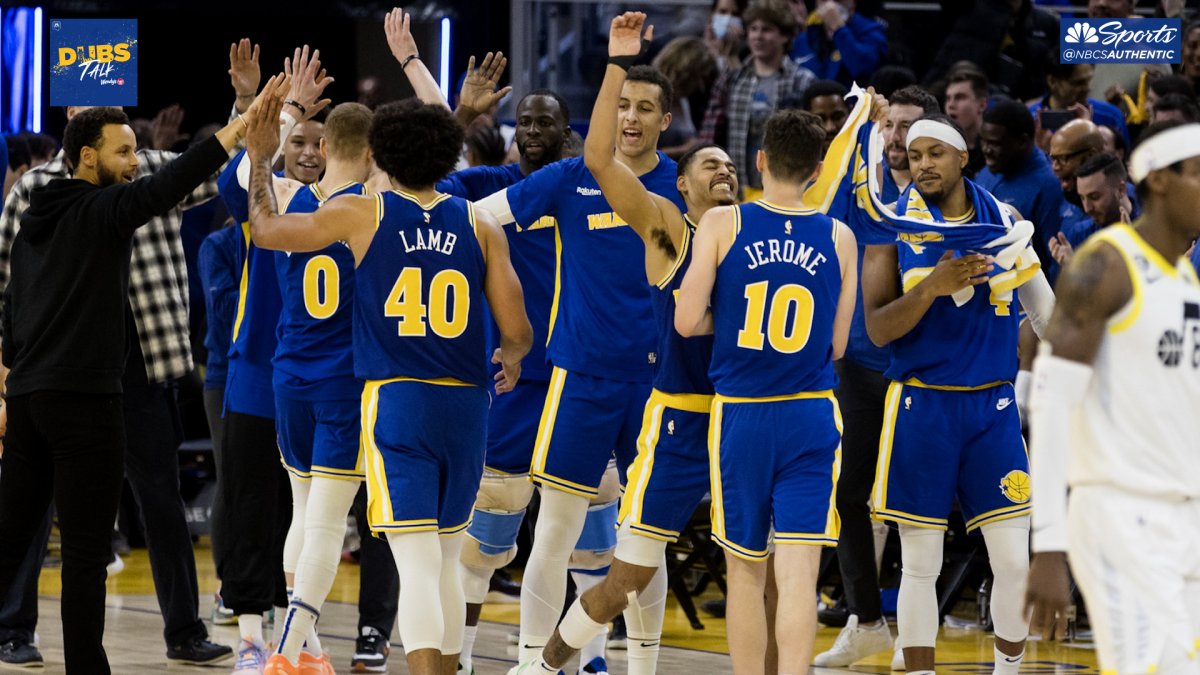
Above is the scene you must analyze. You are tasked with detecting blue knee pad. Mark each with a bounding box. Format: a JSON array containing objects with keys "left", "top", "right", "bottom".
[
  {"left": 576, "top": 501, "right": 619, "bottom": 553},
  {"left": 468, "top": 508, "right": 526, "bottom": 556}
]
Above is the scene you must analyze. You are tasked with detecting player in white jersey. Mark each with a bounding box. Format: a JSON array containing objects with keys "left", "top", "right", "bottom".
[{"left": 1026, "top": 120, "right": 1200, "bottom": 675}]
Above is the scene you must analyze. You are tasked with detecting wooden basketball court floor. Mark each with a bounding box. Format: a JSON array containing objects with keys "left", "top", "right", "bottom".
[{"left": 21, "top": 544, "right": 1102, "bottom": 674}]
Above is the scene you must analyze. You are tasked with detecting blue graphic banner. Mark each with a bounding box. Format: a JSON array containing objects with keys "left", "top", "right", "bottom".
[
  {"left": 1060, "top": 18, "right": 1181, "bottom": 64},
  {"left": 49, "top": 18, "right": 137, "bottom": 106}
]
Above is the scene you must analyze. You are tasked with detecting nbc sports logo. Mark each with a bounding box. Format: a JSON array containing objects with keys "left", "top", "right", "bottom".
[{"left": 1064, "top": 22, "right": 1099, "bottom": 43}]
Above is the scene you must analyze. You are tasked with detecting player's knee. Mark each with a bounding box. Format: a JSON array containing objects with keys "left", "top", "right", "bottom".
[
  {"left": 569, "top": 500, "right": 619, "bottom": 571},
  {"left": 462, "top": 509, "right": 524, "bottom": 569},
  {"left": 475, "top": 471, "right": 534, "bottom": 512},
  {"left": 899, "top": 525, "right": 944, "bottom": 581},
  {"left": 591, "top": 464, "right": 622, "bottom": 505}
]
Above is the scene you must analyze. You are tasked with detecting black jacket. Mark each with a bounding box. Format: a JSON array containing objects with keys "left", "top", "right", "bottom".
[{"left": 2, "top": 136, "right": 229, "bottom": 396}]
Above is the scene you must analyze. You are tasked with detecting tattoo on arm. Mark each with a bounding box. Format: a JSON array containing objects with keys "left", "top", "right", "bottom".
[
  {"left": 249, "top": 156, "right": 279, "bottom": 224},
  {"left": 1055, "top": 245, "right": 1115, "bottom": 328}
]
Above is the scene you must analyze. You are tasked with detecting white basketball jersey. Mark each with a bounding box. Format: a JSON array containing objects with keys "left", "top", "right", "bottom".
[{"left": 1071, "top": 224, "right": 1200, "bottom": 499}]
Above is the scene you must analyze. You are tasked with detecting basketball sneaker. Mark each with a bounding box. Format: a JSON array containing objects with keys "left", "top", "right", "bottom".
[
  {"left": 299, "top": 650, "right": 335, "bottom": 674},
  {"left": 232, "top": 638, "right": 270, "bottom": 673},
  {"left": 351, "top": 626, "right": 389, "bottom": 672},
  {"left": 813, "top": 614, "right": 893, "bottom": 666},
  {"left": 892, "top": 646, "right": 905, "bottom": 671}
]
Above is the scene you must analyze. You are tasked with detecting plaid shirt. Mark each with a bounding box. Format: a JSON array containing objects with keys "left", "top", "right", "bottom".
[
  {"left": 699, "top": 58, "right": 816, "bottom": 186},
  {"left": 0, "top": 150, "right": 221, "bottom": 383}
]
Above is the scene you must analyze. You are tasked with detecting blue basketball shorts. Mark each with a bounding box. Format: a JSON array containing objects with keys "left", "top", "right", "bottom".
[
  {"left": 484, "top": 379, "right": 550, "bottom": 475},
  {"left": 275, "top": 393, "right": 364, "bottom": 480},
  {"left": 618, "top": 390, "right": 712, "bottom": 543},
  {"left": 530, "top": 367, "right": 650, "bottom": 498},
  {"left": 871, "top": 380, "right": 1030, "bottom": 532},
  {"left": 709, "top": 391, "right": 843, "bottom": 560},
  {"left": 361, "top": 378, "right": 489, "bottom": 535}
]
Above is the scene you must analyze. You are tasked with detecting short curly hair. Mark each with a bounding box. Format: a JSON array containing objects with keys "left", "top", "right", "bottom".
[
  {"left": 369, "top": 98, "right": 464, "bottom": 188},
  {"left": 63, "top": 107, "right": 130, "bottom": 171}
]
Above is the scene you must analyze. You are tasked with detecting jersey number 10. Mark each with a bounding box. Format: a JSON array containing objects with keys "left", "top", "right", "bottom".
[
  {"left": 737, "top": 281, "right": 814, "bottom": 353},
  {"left": 385, "top": 267, "right": 470, "bottom": 338}
]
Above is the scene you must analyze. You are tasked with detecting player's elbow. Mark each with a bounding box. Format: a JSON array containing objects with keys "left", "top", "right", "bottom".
[
  {"left": 675, "top": 310, "right": 698, "bottom": 338},
  {"left": 864, "top": 313, "right": 892, "bottom": 348},
  {"left": 583, "top": 147, "right": 611, "bottom": 175}
]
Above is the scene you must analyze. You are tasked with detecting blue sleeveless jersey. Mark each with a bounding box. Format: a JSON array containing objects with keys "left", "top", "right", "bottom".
[
  {"left": 354, "top": 191, "right": 488, "bottom": 386},
  {"left": 437, "top": 163, "right": 554, "bottom": 381},
  {"left": 886, "top": 222, "right": 1021, "bottom": 387},
  {"left": 220, "top": 151, "right": 283, "bottom": 418},
  {"left": 652, "top": 217, "right": 714, "bottom": 396},
  {"left": 709, "top": 202, "right": 842, "bottom": 398},
  {"left": 507, "top": 155, "right": 687, "bottom": 383},
  {"left": 273, "top": 182, "right": 365, "bottom": 400}
]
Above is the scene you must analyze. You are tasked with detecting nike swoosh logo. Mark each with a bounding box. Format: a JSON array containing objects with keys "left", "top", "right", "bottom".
[
  {"left": 640, "top": 641, "right": 660, "bottom": 648},
  {"left": 996, "top": 399, "right": 1013, "bottom": 410},
  {"left": 1003, "top": 656, "right": 1021, "bottom": 663},
  {"left": 522, "top": 645, "right": 542, "bottom": 650}
]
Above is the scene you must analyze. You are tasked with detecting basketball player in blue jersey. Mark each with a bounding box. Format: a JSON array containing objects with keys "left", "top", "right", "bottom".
[
  {"left": 510, "top": 13, "right": 736, "bottom": 675},
  {"left": 244, "top": 93, "right": 532, "bottom": 675},
  {"left": 436, "top": 89, "right": 573, "bottom": 674},
  {"left": 475, "top": 59, "right": 687, "bottom": 664},
  {"left": 212, "top": 46, "right": 335, "bottom": 673},
  {"left": 861, "top": 114, "right": 1054, "bottom": 675},
  {"left": 676, "top": 108, "right": 857, "bottom": 674},
  {"left": 234, "top": 101, "right": 372, "bottom": 675}
]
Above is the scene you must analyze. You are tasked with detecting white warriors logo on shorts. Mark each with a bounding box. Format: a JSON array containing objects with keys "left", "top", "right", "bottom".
[{"left": 999, "top": 470, "right": 1031, "bottom": 504}]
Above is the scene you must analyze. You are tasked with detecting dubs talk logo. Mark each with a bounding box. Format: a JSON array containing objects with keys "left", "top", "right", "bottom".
[
  {"left": 1060, "top": 18, "right": 1180, "bottom": 64},
  {"left": 1063, "top": 22, "right": 1099, "bottom": 44},
  {"left": 49, "top": 19, "right": 137, "bottom": 106}
]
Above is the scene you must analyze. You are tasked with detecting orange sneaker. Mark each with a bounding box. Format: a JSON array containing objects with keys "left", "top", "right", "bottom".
[
  {"left": 299, "top": 651, "right": 336, "bottom": 675},
  {"left": 262, "top": 653, "right": 300, "bottom": 675}
]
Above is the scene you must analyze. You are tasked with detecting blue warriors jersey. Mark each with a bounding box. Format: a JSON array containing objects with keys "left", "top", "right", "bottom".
[
  {"left": 709, "top": 202, "right": 843, "bottom": 398},
  {"left": 220, "top": 151, "right": 283, "bottom": 419},
  {"left": 438, "top": 163, "right": 554, "bottom": 381},
  {"left": 886, "top": 210, "right": 1021, "bottom": 388},
  {"left": 354, "top": 191, "right": 488, "bottom": 387},
  {"left": 652, "top": 216, "right": 714, "bottom": 396},
  {"left": 507, "top": 155, "right": 687, "bottom": 383},
  {"left": 273, "top": 182, "right": 366, "bottom": 401}
]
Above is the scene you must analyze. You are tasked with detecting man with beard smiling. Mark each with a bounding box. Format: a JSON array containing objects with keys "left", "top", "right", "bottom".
[
  {"left": 880, "top": 86, "right": 939, "bottom": 202},
  {"left": 433, "top": 88, "right": 574, "bottom": 675},
  {"left": 475, "top": 58, "right": 686, "bottom": 669},
  {"left": 0, "top": 80, "right": 282, "bottom": 673}
]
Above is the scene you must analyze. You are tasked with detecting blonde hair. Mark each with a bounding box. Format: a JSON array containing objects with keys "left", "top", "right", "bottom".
[{"left": 324, "top": 102, "right": 373, "bottom": 160}]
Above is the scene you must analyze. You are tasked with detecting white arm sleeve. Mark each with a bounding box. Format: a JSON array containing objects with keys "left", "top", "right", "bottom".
[
  {"left": 236, "top": 111, "right": 299, "bottom": 189},
  {"left": 1020, "top": 270, "right": 1055, "bottom": 339},
  {"left": 473, "top": 188, "right": 516, "bottom": 226},
  {"left": 1028, "top": 345, "right": 1093, "bottom": 553}
]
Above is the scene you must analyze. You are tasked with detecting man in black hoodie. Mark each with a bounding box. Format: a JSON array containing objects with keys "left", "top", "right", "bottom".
[{"left": 0, "top": 75, "right": 286, "bottom": 674}]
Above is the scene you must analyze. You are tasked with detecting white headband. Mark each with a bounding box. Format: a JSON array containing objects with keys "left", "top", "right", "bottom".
[
  {"left": 905, "top": 120, "right": 968, "bottom": 153},
  {"left": 1129, "top": 123, "right": 1200, "bottom": 184}
]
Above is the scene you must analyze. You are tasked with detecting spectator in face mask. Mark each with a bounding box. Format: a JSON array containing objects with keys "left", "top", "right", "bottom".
[{"left": 704, "top": 0, "right": 748, "bottom": 72}]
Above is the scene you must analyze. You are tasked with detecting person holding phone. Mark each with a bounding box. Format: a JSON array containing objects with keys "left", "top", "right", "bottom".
[{"left": 1029, "top": 60, "right": 1131, "bottom": 150}]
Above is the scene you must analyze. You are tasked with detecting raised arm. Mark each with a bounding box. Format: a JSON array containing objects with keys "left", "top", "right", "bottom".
[
  {"left": 586, "top": 13, "right": 681, "bottom": 255},
  {"left": 245, "top": 89, "right": 375, "bottom": 255},
  {"left": 385, "top": 8, "right": 450, "bottom": 109},
  {"left": 455, "top": 52, "right": 513, "bottom": 128},
  {"left": 676, "top": 205, "right": 734, "bottom": 337},
  {"left": 1024, "top": 240, "right": 1130, "bottom": 636},
  {"left": 862, "top": 245, "right": 993, "bottom": 346},
  {"left": 477, "top": 207, "right": 533, "bottom": 394}
]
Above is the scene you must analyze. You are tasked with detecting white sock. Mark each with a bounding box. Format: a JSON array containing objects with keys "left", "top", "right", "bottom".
[
  {"left": 290, "top": 478, "right": 359, "bottom": 656},
  {"left": 271, "top": 604, "right": 288, "bottom": 645},
  {"left": 571, "top": 571, "right": 607, "bottom": 670},
  {"left": 460, "top": 625, "right": 478, "bottom": 673},
  {"left": 305, "top": 624, "right": 322, "bottom": 657},
  {"left": 993, "top": 646, "right": 1023, "bottom": 675},
  {"left": 238, "top": 614, "right": 264, "bottom": 644},
  {"left": 624, "top": 564, "right": 667, "bottom": 675},
  {"left": 909, "top": 670, "right": 935, "bottom": 675},
  {"left": 276, "top": 599, "right": 319, "bottom": 663}
]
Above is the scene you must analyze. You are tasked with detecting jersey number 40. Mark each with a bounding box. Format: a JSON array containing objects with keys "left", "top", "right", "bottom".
[{"left": 385, "top": 267, "right": 470, "bottom": 338}]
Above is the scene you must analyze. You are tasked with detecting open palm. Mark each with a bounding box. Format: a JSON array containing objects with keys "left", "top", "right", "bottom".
[{"left": 609, "top": 12, "right": 651, "bottom": 57}]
